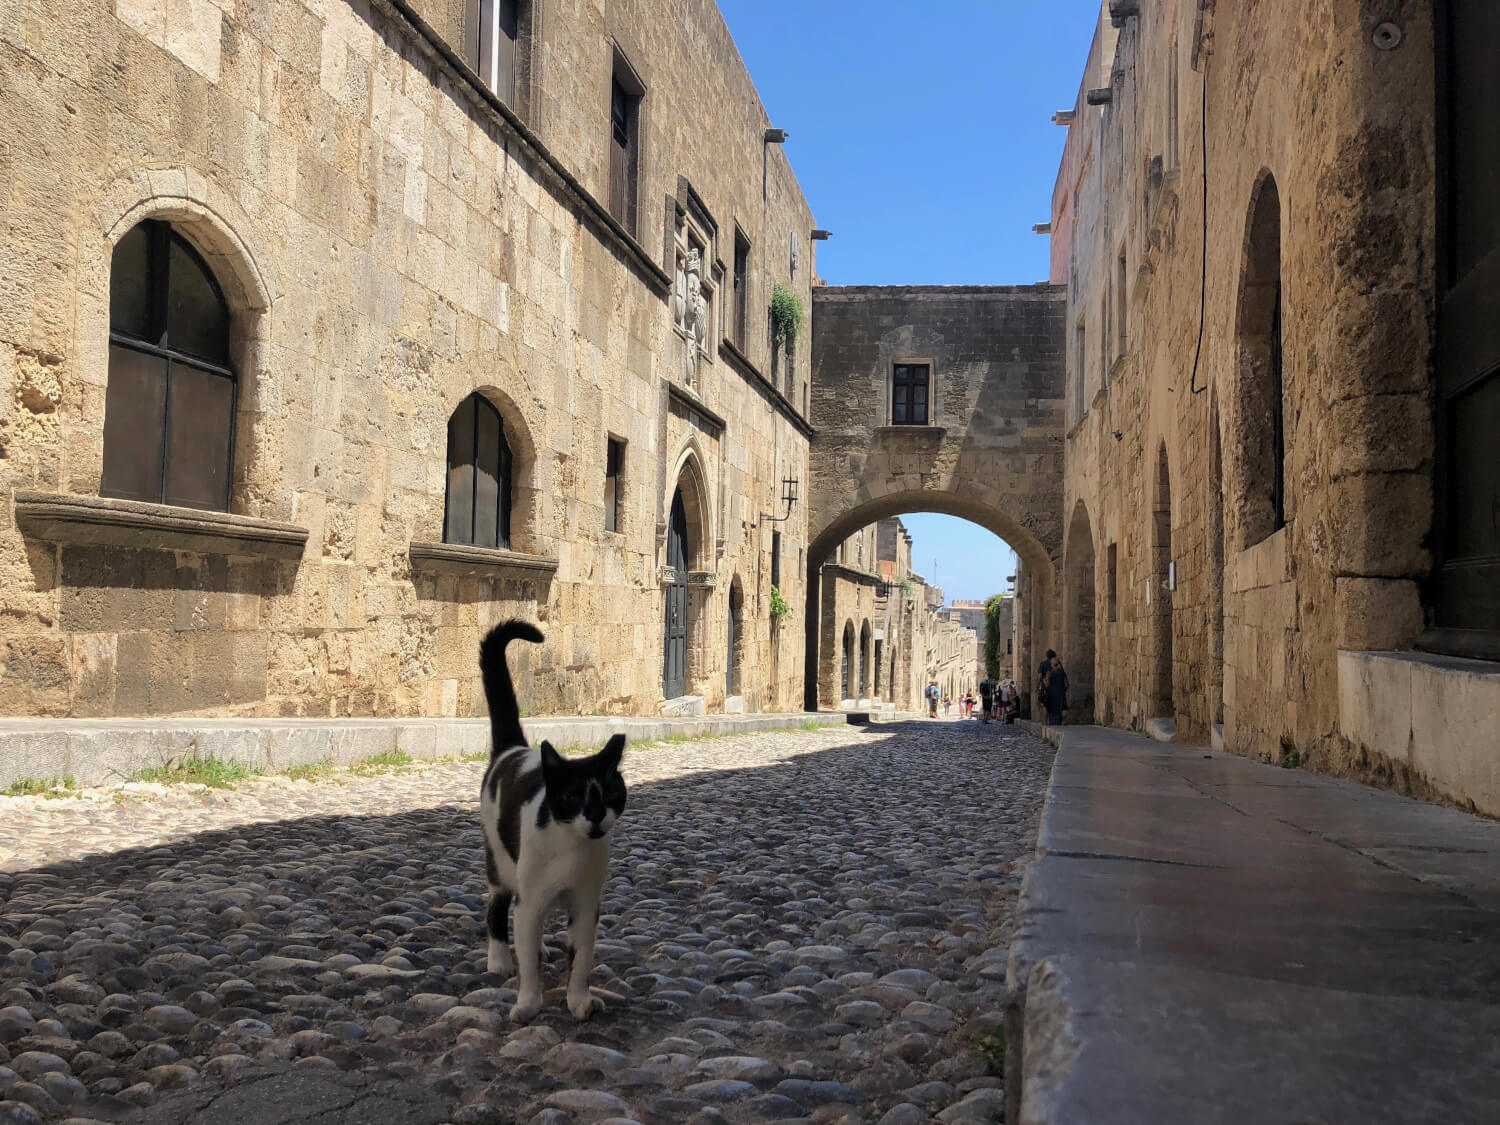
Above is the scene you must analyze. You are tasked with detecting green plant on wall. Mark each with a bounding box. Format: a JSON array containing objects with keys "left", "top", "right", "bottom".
[
  {"left": 770, "top": 283, "right": 804, "bottom": 349},
  {"left": 983, "top": 592, "right": 1008, "bottom": 678},
  {"left": 769, "top": 584, "right": 794, "bottom": 624}
]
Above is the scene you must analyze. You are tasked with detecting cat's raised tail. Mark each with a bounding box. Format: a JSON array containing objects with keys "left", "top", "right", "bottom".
[{"left": 479, "top": 620, "right": 544, "bottom": 756}]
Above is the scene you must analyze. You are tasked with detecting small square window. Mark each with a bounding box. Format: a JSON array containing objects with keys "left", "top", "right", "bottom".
[
  {"left": 604, "top": 437, "right": 624, "bottom": 532},
  {"left": 892, "top": 363, "right": 931, "bottom": 425}
]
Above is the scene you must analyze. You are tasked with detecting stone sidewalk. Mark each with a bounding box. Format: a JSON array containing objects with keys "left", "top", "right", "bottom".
[
  {"left": 0, "top": 718, "right": 1053, "bottom": 1124},
  {"left": 1007, "top": 725, "right": 1500, "bottom": 1125},
  {"left": 0, "top": 713, "right": 854, "bottom": 792}
]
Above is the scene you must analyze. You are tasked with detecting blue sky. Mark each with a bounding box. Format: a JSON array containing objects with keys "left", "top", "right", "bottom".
[{"left": 718, "top": 0, "right": 1101, "bottom": 602}]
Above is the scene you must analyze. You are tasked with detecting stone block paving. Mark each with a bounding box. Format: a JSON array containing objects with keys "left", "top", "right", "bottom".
[{"left": 0, "top": 719, "right": 1053, "bottom": 1125}]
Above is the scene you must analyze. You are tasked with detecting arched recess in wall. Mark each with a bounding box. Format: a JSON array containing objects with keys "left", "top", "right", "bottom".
[
  {"left": 802, "top": 488, "right": 1058, "bottom": 712},
  {"left": 85, "top": 172, "right": 280, "bottom": 515},
  {"left": 1233, "top": 170, "right": 1287, "bottom": 550},
  {"left": 1208, "top": 400, "right": 1226, "bottom": 728},
  {"left": 1151, "top": 443, "right": 1175, "bottom": 720},
  {"left": 662, "top": 444, "right": 714, "bottom": 702},
  {"left": 840, "top": 620, "right": 855, "bottom": 702},
  {"left": 727, "top": 576, "right": 744, "bottom": 699},
  {"left": 864, "top": 621, "right": 876, "bottom": 702},
  {"left": 665, "top": 442, "right": 714, "bottom": 572},
  {"left": 463, "top": 383, "right": 541, "bottom": 554},
  {"left": 1064, "top": 500, "right": 1096, "bottom": 723}
]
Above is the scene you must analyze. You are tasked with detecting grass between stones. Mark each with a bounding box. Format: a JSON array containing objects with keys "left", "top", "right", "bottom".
[
  {"left": 971, "top": 1023, "right": 1005, "bottom": 1076},
  {"left": 6, "top": 723, "right": 847, "bottom": 799},
  {"left": 3, "top": 775, "right": 79, "bottom": 798},
  {"left": 127, "top": 757, "right": 264, "bottom": 788}
]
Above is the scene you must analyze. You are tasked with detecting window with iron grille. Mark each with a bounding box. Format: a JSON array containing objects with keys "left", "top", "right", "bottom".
[
  {"left": 445, "top": 393, "right": 513, "bottom": 550},
  {"left": 892, "top": 363, "right": 930, "bottom": 425},
  {"left": 604, "top": 437, "right": 624, "bottom": 532},
  {"left": 103, "top": 220, "right": 236, "bottom": 512}
]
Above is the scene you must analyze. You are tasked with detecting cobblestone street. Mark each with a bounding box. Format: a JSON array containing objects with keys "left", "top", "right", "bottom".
[{"left": 0, "top": 720, "right": 1053, "bottom": 1125}]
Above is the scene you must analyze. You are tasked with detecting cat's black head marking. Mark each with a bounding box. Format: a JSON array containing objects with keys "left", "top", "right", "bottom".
[{"left": 539, "top": 734, "right": 627, "bottom": 839}]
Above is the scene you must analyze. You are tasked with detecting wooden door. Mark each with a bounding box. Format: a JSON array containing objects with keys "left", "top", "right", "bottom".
[
  {"left": 1432, "top": 0, "right": 1500, "bottom": 657},
  {"left": 663, "top": 491, "right": 688, "bottom": 699}
]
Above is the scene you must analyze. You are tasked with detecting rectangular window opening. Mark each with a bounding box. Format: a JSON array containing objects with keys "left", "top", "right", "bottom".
[
  {"left": 473, "top": 0, "right": 520, "bottom": 104},
  {"left": 604, "top": 437, "right": 624, "bottom": 533},
  {"left": 732, "top": 230, "right": 750, "bottom": 351},
  {"left": 1116, "top": 249, "right": 1128, "bottom": 357},
  {"left": 1107, "top": 543, "right": 1118, "bottom": 623},
  {"left": 892, "top": 363, "right": 931, "bottom": 426},
  {"left": 1075, "top": 317, "right": 1087, "bottom": 421},
  {"left": 771, "top": 530, "right": 782, "bottom": 590},
  {"left": 608, "top": 57, "right": 643, "bottom": 234}
]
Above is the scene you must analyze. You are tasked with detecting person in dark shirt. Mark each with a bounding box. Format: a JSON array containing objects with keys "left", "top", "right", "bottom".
[{"left": 1044, "top": 656, "right": 1068, "bottom": 726}]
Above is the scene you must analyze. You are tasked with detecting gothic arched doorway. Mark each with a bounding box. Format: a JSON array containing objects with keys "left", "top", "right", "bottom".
[{"left": 663, "top": 489, "right": 689, "bottom": 700}]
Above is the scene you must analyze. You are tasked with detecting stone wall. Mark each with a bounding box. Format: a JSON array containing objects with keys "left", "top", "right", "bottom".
[
  {"left": 1052, "top": 2, "right": 1499, "bottom": 807},
  {"left": 806, "top": 285, "right": 1067, "bottom": 707},
  {"left": 0, "top": 0, "right": 816, "bottom": 721}
]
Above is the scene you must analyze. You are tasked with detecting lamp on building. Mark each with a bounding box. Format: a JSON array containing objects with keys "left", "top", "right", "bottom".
[
  {"left": 811, "top": 229, "right": 833, "bottom": 241},
  {"left": 764, "top": 128, "right": 789, "bottom": 144},
  {"left": 755, "top": 476, "right": 800, "bottom": 527}
]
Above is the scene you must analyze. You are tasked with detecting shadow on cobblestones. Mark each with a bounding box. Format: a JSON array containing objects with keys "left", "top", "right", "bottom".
[{"left": 0, "top": 721, "right": 1053, "bottom": 1124}]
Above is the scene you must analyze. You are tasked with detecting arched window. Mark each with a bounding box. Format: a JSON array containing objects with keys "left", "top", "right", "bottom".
[
  {"left": 445, "top": 393, "right": 512, "bottom": 550},
  {"left": 1236, "top": 174, "right": 1286, "bottom": 547},
  {"left": 727, "top": 580, "right": 743, "bottom": 698},
  {"left": 103, "top": 220, "right": 235, "bottom": 511}
]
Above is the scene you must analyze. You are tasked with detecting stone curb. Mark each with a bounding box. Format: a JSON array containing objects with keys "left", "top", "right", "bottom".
[{"left": 0, "top": 712, "right": 851, "bottom": 789}]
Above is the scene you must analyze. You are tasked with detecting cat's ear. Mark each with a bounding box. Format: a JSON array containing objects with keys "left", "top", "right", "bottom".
[
  {"left": 539, "top": 740, "right": 566, "bottom": 778},
  {"left": 597, "top": 733, "right": 626, "bottom": 772}
]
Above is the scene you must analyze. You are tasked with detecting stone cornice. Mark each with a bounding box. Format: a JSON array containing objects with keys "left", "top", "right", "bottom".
[
  {"left": 13, "top": 491, "right": 308, "bottom": 559},
  {"left": 821, "top": 561, "right": 882, "bottom": 587},
  {"left": 719, "top": 337, "right": 815, "bottom": 438},
  {"left": 408, "top": 541, "right": 559, "bottom": 579},
  {"left": 667, "top": 382, "right": 727, "bottom": 436},
  {"left": 372, "top": 0, "right": 672, "bottom": 296}
]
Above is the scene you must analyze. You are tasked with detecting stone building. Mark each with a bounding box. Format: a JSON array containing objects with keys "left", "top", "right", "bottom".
[
  {"left": 944, "top": 598, "right": 990, "bottom": 683},
  {"left": 0, "top": 0, "right": 818, "bottom": 722},
  {"left": 805, "top": 285, "right": 1067, "bottom": 712},
  {"left": 816, "top": 515, "right": 962, "bottom": 712},
  {"left": 1049, "top": 1, "right": 1500, "bottom": 813},
  {"left": 927, "top": 589, "right": 980, "bottom": 706},
  {"left": 816, "top": 523, "right": 881, "bottom": 707},
  {"left": 987, "top": 594, "right": 1016, "bottom": 682}
]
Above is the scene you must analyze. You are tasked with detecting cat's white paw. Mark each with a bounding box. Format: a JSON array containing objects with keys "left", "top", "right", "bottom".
[
  {"left": 487, "top": 941, "right": 513, "bottom": 977},
  {"left": 567, "top": 990, "right": 603, "bottom": 1021},
  {"left": 509, "top": 997, "right": 540, "bottom": 1024}
]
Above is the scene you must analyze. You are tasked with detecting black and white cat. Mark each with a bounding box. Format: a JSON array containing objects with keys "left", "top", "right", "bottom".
[{"left": 476, "top": 620, "right": 627, "bottom": 1023}]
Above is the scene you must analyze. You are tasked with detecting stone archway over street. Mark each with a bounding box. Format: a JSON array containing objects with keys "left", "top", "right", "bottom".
[{"left": 805, "top": 285, "right": 1067, "bottom": 709}]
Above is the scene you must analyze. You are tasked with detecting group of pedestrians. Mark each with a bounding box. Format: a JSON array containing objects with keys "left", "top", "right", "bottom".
[
  {"left": 923, "top": 652, "right": 1067, "bottom": 726},
  {"left": 975, "top": 674, "right": 1019, "bottom": 724}
]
